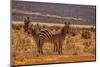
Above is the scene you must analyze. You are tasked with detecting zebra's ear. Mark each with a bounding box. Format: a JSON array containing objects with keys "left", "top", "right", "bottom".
[
  {"left": 27, "top": 17, "right": 30, "bottom": 19},
  {"left": 64, "top": 22, "right": 68, "bottom": 25},
  {"left": 65, "top": 22, "right": 70, "bottom": 25}
]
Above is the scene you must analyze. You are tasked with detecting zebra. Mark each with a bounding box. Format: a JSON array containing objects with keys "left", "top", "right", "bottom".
[
  {"left": 52, "top": 22, "right": 69, "bottom": 54},
  {"left": 27, "top": 24, "right": 52, "bottom": 55},
  {"left": 27, "top": 22, "right": 70, "bottom": 55}
]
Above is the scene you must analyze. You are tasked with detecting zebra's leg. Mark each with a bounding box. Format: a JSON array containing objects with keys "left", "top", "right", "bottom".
[
  {"left": 58, "top": 42, "right": 63, "bottom": 54},
  {"left": 57, "top": 43, "right": 59, "bottom": 54},
  {"left": 37, "top": 39, "right": 41, "bottom": 55},
  {"left": 60, "top": 45, "right": 63, "bottom": 54},
  {"left": 56, "top": 43, "right": 59, "bottom": 53},
  {"left": 53, "top": 43, "right": 56, "bottom": 52},
  {"left": 40, "top": 43, "right": 43, "bottom": 55},
  {"left": 58, "top": 43, "right": 60, "bottom": 54},
  {"left": 38, "top": 39, "right": 44, "bottom": 55},
  {"left": 53, "top": 42, "right": 57, "bottom": 53},
  {"left": 37, "top": 44, "right": 40, "bottom": 55}
]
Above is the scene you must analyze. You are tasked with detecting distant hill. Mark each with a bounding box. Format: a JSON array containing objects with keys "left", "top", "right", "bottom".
[{"left": 12, "top": 0, "right": 96, "bottom": 25}]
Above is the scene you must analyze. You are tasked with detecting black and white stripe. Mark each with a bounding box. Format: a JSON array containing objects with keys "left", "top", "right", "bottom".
[{"left": 38, "top": 29, "right": 52, "bottom": 42}]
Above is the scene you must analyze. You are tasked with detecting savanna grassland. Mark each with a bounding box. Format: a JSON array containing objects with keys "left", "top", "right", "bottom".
[{"left": 12, "top": 22, "right": 96, "bottom": 66}]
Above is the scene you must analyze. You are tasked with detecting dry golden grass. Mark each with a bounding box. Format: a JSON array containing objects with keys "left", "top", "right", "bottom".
[{"left": 11, "top": 23, "right": 96, "bottom": 66}]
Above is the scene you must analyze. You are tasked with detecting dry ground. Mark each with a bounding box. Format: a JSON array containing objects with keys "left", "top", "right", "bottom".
[{"left": 11, "top": 21, "right": 96, "bottom": 66}]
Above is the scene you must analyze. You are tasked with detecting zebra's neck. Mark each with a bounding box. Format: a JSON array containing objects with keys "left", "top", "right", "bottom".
[{"left": 61, "top": 29, "right": 66, "bottom": 37}]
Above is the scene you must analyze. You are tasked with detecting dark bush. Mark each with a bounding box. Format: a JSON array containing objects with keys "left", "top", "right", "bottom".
[{"left": 81, "top": 31, "right": 91, "bottom": 39}]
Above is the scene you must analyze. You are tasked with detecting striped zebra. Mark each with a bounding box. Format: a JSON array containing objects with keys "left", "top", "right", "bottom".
[
  {"left": 52, "top": 22, "right": 69, "bottom": 54},
  {"left": 27, "top": 24, "right": 52, "bottom": 55},
  {"left": 27, "top": 22, "right": 70, "bottom": 55}
]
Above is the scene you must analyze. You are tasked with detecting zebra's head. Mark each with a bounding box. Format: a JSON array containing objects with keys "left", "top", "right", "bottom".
[
  {"left": 27, "top": 24, "right": 36, "bottom": 35},
  {"left": 28, "top": 24, "right": 42, "bottom": 36},
  {"left": 61, "top": 22, "right": 70, "bottom": 35}
]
